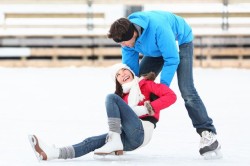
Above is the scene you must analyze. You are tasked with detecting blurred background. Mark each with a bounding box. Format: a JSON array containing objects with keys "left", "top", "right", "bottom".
[{"left": 0, "top": 0, "right": 250, "bottom": 68}]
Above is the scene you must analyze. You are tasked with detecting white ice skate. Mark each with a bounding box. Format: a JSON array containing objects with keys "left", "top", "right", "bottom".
[
  {"left": 199, "top": 131, "right": 223, "bottom": 159},
  {"left": 28, "top": 135, "right": 59, "bottom": 161},
  {"left": 203, "top": 146, "right": 223, "bottom": 160},
  {"left": 94, "top": 131, "right": 123, "bottom": 156}
]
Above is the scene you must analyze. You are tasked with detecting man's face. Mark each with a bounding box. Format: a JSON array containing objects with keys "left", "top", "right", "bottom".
[{"left": 119, "top": 31, "right": 137, "bottom": 48}]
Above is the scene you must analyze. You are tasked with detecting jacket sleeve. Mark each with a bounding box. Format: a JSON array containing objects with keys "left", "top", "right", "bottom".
[
  {"left": 146, "top": 80, "right": 177, "bottom": 113},
  {"left": 156, "top": 25, "right": 180, "bottom": 86},
  {"left": 122, "top": 47, "right": 140, "bottom": 76}
]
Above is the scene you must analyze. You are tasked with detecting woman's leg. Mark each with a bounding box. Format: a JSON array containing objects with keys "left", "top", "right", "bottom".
[
  {"left": 71, "top": 134, "right": 107, "bottom": 158},
  {"left": 29, "top": 133, "right": 106, "bottom": 160},
  {"left": 63, "top": 94, "right": 145, "bottom": 158},
  {"left": 105, "top": 94, "right": 144, "bottom": 151},
  {"left": 30, "top": 93, "right": 145, "bottom": 160}
]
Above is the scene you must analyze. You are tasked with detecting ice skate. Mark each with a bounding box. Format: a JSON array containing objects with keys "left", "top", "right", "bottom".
[
  {"left": 28, "top": 135, "right": 59, "bottom": 161},
  {"left": 93, "top": 152, "right": 125, "bottom": 161},
  {"left": 94, "top": 131, "right": 123, "bottom": 156},
  {"left": 199, "top": 131, "right": 222, "bottom": 159},
  {"left": 203, "top": 146, "right": 222, "bottom": 160}
]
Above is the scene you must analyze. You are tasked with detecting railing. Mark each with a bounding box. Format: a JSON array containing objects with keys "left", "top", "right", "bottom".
[{"left": 0, "top": 1, "right": 249, "bottom": 68}]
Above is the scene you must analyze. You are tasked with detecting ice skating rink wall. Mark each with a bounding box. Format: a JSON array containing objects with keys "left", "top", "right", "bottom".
[{"left": 0, "top": 0, "right": 250, "bottom": 68}]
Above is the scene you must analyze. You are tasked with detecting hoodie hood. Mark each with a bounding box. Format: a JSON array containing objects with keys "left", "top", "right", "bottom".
[{"left": 128, "top": 12, "right": 149, "bottom": 30}]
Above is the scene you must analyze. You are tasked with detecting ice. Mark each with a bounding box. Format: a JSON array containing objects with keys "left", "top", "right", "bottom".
[{"left": 0, "top": 66, "right": 249, "bottom": 166}]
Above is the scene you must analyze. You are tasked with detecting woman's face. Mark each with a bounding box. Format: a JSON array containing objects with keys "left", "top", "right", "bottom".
[{"left": 116, "top": 68, "right": 134, "bottom": 85}]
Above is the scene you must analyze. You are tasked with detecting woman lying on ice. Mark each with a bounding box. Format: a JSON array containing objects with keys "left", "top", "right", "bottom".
[{"left": 28, "top": 63, "right": 177, "bottom": 160}]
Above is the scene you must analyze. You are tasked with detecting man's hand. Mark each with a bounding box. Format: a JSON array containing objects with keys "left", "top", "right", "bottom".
[{"left": 144, "top": 101, "right": 155, "bottom": 116}]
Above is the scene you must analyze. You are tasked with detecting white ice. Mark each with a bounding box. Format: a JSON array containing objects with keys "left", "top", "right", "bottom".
[{"left": 0, "top": 66, "right": 249, "bottom": 166}]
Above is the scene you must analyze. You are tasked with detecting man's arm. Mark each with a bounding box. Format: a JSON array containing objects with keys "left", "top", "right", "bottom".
[
  {"left": 122, "top": 47, "right": 140, "bottom": 76},
  {"left": 156, "top": 26, "right": 180, "bottom": 86}
]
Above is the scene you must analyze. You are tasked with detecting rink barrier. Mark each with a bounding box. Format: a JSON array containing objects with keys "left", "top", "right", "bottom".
[
  {"left": 0, "top": 1, "right": 249, "bottom": 68},
  {"left": 0, "top": 42, "right": 250, "bottom": 68},
  {"left": 1, "top": 0, "right": 250, "bottom": 37}
]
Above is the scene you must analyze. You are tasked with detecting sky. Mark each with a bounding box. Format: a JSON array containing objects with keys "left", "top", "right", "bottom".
[{"left": 0, "top": 66, "right": 250, "bottom": 166}]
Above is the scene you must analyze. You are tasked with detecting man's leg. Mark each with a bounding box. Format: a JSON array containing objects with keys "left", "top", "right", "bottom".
[
  {"left": 139, "top": 56, "right": 164, "bottom": 77},
  {"left": 139, "top": 56, "right": 164, "bottom": 101},
  {"left": 177, "top": 41, "right": 216, "bottom": 134},
  {"left": 177, "top": 42, "right": 221, "bottom": 158}
]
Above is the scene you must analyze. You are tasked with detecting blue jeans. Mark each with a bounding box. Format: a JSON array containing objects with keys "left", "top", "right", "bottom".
[
  {"left": 73, "top": 94, "right": 144, "bottom": 158},
  {"left": 139, "top": 41, "right": 216, "bottom": 135}
]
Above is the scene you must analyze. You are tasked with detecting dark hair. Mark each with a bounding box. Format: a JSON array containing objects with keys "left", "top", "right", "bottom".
[
  {"left": 108, "top": 18, "right": 132, "bottom": 41},
  {"left": 115, "top": 79, "right": 123, "bottom": 98},
  {"left": 141, "top": 72, "right": 156, "bottom": 81},
  {"left": 114, "top": 72, "right": 156, "bottom": 98}
]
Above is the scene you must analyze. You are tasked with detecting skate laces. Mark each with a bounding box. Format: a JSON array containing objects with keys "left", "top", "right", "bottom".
[
  {"left": 200, "top": 131, "right": 216, "bottom": 148},
  {"left": 105, "top": 134, "right": 113, "bottom": 143}
]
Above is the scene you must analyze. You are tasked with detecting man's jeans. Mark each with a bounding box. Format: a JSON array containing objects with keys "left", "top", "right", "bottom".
[
  {"left": 139, "top": 41, "right": 216, "bottom": 135},
  {"left": 73, "top": 94, "right": 144, "bottom": 158}
]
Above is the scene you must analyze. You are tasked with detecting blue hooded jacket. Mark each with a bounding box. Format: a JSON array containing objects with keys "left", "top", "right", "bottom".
[{"left": 122, "top": 11, "right": 193, "bottom": 86}]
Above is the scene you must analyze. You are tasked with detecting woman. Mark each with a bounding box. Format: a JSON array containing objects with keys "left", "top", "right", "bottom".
[{"left": 28, "top": 63, "right": 176, "bottom": 161}]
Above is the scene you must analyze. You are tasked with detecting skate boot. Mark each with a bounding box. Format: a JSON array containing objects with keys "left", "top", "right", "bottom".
[
  {"left": 28, "top": 135, "right": 59, "bottom": 161},
  {"left": 199, "top": 131, "right": 222, "bottom": 159},
  {"left": 94, "top": 131, "right": 123, "bottom": 155}
]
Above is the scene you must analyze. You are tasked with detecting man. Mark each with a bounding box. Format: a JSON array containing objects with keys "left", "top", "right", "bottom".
[{"left": 107, "top": 10, "right": 222, "bottom": 159}]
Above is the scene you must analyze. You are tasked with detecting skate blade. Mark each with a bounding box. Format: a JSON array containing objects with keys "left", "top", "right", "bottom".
[
  {"left": 94, "top": 150, "right": 123, "bottom": 156},
  {"left": 93, "top": 152, "right": 125, "bottom": 161},
  {"left": 28, "top": 135, "right": 43, "bottom": 162},
  {"left": 203, "top": 148, "right": 223, "bottom": 160}
]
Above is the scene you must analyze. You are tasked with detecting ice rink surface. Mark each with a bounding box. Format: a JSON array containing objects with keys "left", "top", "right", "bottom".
[{"left": 0, "top": 66, "right": 249, "bottom": 166}]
